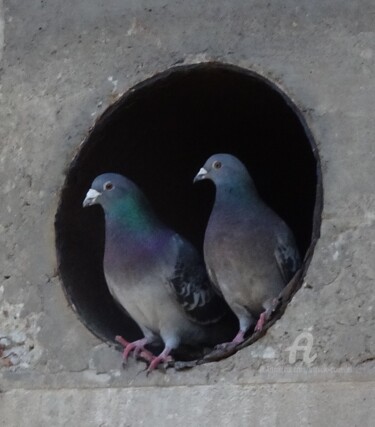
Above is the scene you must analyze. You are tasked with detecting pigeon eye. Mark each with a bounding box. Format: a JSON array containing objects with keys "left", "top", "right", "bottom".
[
  {"left": 213, "top": 161, "right": 222, "bottom": 170},
  {"left": 104, "top": 181, "right": 114, "bottom": 191}
]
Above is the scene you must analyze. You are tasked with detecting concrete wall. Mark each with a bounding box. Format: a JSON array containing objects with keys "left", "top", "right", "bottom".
[{"left": 0, "top": 1, "right": 374, "bottom": 425}]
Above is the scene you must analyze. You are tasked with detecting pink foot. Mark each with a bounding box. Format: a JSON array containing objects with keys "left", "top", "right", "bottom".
[
  {"left": 255, "top": 312, "right": 267, "bottom": 332},
  {"left": 115, "top": 336, "right": 155, "bottom": 364},
  {"left": 233, "top": 330, "right": 245, "bottom": 344},
  {"left": 215, "top": 330, "right": 245, "bottom": 350},
  {"left": 147, "top": 347, "right": 173, "bottom": 373}
]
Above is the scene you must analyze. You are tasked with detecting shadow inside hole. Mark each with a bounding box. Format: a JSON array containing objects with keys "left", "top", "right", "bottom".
[{"left": 55, "top": 63, "right": 322, "bottom": 361}]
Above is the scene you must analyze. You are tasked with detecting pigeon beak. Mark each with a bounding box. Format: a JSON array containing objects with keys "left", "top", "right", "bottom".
[
  {"left": 193, "top": 167, "right": 208, "bottom": 183},
  {"left": 83, "top": 188, "right": 102, "bottom": 207}
]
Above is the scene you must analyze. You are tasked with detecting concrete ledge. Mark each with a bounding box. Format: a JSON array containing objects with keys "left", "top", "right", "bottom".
[
  {"left": 1, "top": 382, "right": 374, "bottom": 427},
  {"left": 1, "top": 364, "right": 374, "bottom": 391}
]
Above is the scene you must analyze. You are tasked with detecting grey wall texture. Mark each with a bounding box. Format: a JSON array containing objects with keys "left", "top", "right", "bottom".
[{"left": 0, "top": 1, "right": 374, "bottom": 426}]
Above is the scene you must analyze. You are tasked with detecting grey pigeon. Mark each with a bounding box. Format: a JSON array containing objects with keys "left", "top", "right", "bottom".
[
  {"left": 83, "top": 173, "right": 227, "bottom": 371},
  {"left": 194, "top": 154, "right": 301, "bottom": 346}
]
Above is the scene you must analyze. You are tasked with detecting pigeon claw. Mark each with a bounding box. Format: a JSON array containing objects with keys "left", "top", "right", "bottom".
[
  {"left": 146, "top": 347, "right": 173, "bottom": 374},
  {"left": 255, "top": 312, "right": 267, "bottom": 332},
  {"left": 255, "top": 299, "right": 278, "bottom": 332},
  {"left": 115, "top": 335, "right": 155, "bottom": 364},
  {"left": 214, "top": 342, "right": 238, "bottom": 351},
  {"left": 214, "top": 330, "right": 245, "bottom": 351}
]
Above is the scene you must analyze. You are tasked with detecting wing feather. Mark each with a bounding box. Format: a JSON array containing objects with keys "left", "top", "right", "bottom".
[
  {"left": 166, "top": 235, "right": 228, "bottom": 324},
  {"left": 274, "top": 233, "right": 301, "bottom": 284}
]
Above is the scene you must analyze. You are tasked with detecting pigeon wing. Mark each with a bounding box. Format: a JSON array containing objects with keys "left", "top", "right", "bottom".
[
  {"left": 274, "top": 233, "right": 301, "bottom": 284},
  {"left": 166, "top": 236, "right": 227, "bottom": 325}
]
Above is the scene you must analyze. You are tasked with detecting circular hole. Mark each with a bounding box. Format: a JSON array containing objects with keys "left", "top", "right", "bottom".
[{"left": 55, "top": 63, "right": 322, "bottom": 361}]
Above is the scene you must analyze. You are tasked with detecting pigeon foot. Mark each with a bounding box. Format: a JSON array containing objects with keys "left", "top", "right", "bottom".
[
  {"left": 115, "top": 335, "right": 155, "bottom": 364},
  {"left": 215, "top": 330, "right": 245, "bottom": 350},
  {"left": 255, "top": 298, "right": 279, "bottom": 332},
  {"left": 147, "top": 347, "right": 173, "bottom": 373},
  {"left": 255, "top": 312, "right": 267, "bottom": 332}
]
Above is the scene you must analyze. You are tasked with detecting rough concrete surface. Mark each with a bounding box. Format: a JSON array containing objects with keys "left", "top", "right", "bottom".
[{"left": 0, "top": 1, "right": 374, "bottom": 426}]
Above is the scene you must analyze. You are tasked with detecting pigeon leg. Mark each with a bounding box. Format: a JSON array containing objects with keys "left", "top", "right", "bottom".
[
  {"left": 231, "top": 329, "right": 245, "bottom": 344},
  {"left": 215, "top": 329, "right": 246, "bottom": 350},
  {"left": 115, "top": 335, "right": 155, "bottom": 363},
  {"left": 215, "top": 311, "right": 253, "bottom": 349},
  {"left": 255, "top": 312, "right": 267, "bottom": 332},
  {"left": 255, "top": 298, "right": 279, "bottom": 332},
  {"left": 147, "top": 347, "right": 173, "bottom": 373}
]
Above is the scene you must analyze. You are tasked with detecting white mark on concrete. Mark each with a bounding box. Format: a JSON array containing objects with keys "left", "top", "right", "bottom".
[
  {"left": 250, "top": 344, "right": 276, "bottom": 359},
  {"left": 360, "top": 48, "right": 373, "bottom": 60},
  {"left": 333, "top": 232, "right": 347, "bottom": 249},
  {"left": 0, "top": 300, "right": 43, "bottom": 370},
  {"left": 333, "top": 250, "right": 339, "bottom": 261},
  {"left": 108, "top": 76, "right": 118, "bottom": 92},
  {"left": 90, "top": 100, "right": 104, "bottom": 118},
  {"left": 83, "top": 370, "right": 111, "bottom": 384},
  {"left": 3, "top": 181, "right": 16, "bottom": 194},
  {"left": 127, "top": 18, "right": 140, "bottom": 36},
  {"left": 263, "top": 346, "right": 276, "bottom": 359},
  {"left": 0, "top": 337, "right": 11, "bottom": 346},
  {"left": 183, "top": 52, "right": 211, "bottom": 64},
  {"left": 9, "top": 331, "right": 26, "bottom": 344},
  {"left": 364, "top": 211, "right": 375, "bottom": 225}
]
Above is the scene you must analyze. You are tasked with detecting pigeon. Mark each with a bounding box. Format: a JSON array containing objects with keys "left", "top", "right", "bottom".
[
  {"left": 194, "top": 153, "right": 301, "bottom": 346},
  {"left": 83, "top": 173, "right": 228, "bottom": 371}
]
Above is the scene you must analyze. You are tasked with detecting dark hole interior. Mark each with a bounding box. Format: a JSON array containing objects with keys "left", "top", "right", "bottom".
[{"left": 55, "top": 63, "right": 321, "bottom": 359}]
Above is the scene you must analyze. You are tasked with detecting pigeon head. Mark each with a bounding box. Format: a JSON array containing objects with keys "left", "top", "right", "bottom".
[
  {"left": 194, "top": 153, "right": 254, "bottom": 189},
  {"left": 83, "top": 173, "right": 139, "bottom": 209},
  {"left": 83, "top": 173, "right": 160, "bottom": 234}
]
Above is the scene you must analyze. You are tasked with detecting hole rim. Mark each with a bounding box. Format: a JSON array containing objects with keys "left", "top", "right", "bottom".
[{"left": 55, "top": 61, "right": 323, "bottom": 362}]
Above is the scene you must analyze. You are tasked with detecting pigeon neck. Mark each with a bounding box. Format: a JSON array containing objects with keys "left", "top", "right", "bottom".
[
  {"left": 214, "top": 181, "right": 259, "bottom": 209},
  {"left": 105, "top": 193, "right": 161, "bottom": 237},
  {"left": 103, "top": 194, "right": 172, "bottom": 264}
]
